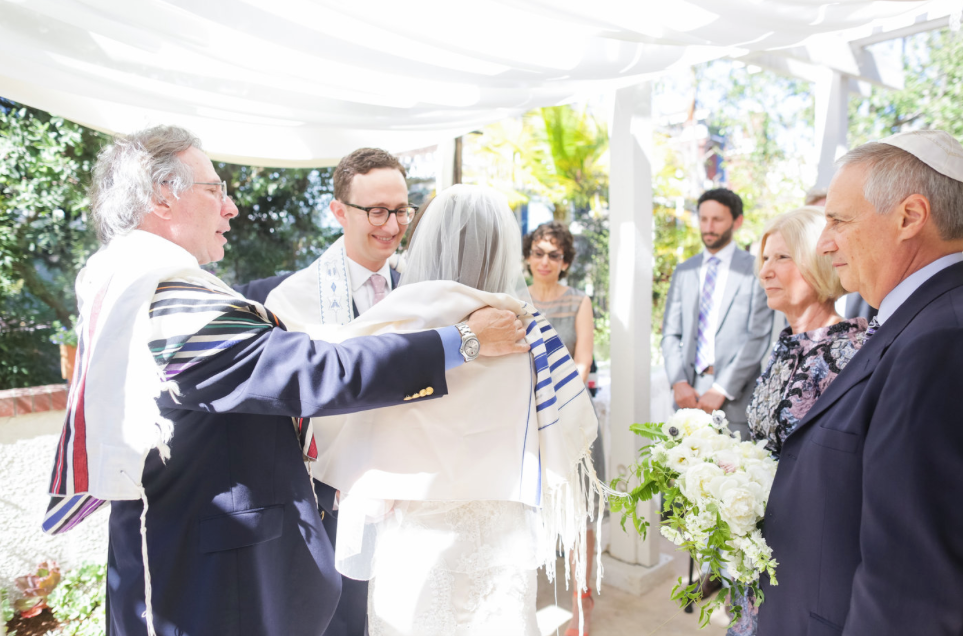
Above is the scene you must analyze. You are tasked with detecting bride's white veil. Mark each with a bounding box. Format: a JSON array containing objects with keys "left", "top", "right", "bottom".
[{"left": 401, "top": 184, "right": 531, "bottom": 301}]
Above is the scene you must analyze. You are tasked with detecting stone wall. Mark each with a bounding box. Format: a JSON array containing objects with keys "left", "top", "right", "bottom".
[{"left": 0, "top": 385, "right": 108, "bottom": 593}]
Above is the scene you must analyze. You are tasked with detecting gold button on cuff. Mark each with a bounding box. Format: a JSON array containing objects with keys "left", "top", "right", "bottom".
[{"left": 426, "top": 387, "right": 434, "bottom": 395}]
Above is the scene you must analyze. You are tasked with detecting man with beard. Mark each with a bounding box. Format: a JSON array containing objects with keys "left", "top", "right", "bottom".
[{"left": 661, "top": 188, "right": 773, "bottom": 441}]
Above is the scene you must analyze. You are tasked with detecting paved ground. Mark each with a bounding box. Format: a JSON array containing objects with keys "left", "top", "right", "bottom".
[{"left": 535, "top": 536, "right": 730, "bottom": 636}]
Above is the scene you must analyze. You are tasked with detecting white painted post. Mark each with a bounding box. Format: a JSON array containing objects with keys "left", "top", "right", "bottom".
[
  {"left": 814, "top": 69, "right": 849, "bottom": 188},
  {"left": 435, "top": 138, "right": 457, "bottom": 191},
  {"left": 606, "top": 82, "right": 660, "bottom": 571}
]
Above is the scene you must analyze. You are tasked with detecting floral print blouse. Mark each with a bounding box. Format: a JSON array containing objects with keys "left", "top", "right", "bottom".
[
  {"left": 728, "top": 317, "right": 867, "bottom": 636},
  {"left": 747, "top": 317, "right": 868, "bottom": 458}
]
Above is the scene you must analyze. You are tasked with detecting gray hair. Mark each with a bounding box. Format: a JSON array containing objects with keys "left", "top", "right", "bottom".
[
  {"left": 90, "top": 125, "right": 202, "bottom": 243},
  {"left": 837, "top": 142, "right": 963, "bottom": 240}
]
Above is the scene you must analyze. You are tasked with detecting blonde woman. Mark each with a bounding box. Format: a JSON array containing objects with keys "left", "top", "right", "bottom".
[{"left": 728, "top": 206, "right": 868, "bottom": 635}]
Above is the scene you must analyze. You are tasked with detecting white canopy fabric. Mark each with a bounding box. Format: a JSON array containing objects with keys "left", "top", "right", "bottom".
[{"left": 0, "top": 0, "right": 936, "bottom": 167}]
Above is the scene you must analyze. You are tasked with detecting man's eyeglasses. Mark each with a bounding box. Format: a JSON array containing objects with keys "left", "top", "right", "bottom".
[
  {"left": 531, "top": 249, "right": 564, "bottom": 262},
  {"left": 161, "top": 180, "right": 229, "bottom": 201},
  {"left": 192, "top": 181, "right": 228, "bottom": 202},
  {"left": 342, "top": 201, "right": 417, "bottom": 226}
]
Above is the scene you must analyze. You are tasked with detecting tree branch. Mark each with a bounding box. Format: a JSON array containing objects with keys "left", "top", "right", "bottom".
[{"left": 11, "top": 259, "right": 73, "bottom": 325}]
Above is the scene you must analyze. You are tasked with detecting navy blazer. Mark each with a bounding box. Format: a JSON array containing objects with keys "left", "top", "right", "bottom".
[
  {"left": 758, "top": 261, "right": 963, "bottom": 636},
  {"left": 230, "top": 266, "right": 401, "bottom": 636},
  {"left": 232, "top": 272, "right": 294, "bottom": 305},
  {"left": 107, "top": 326, "right": 447, "bottom": 636}
]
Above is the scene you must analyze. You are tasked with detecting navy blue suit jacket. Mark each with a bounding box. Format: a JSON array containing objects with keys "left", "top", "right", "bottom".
[
  {"left": 230, "top": 266, "right": 401, "bottom": 636},
  {"left": 233, "top": 272, "right": 294, "bottom": 305},
  {"left": 758, "top": 261, "right": 963, "bottom": 636},
  {"left": 107, "top": 323, "right": 447, "bottom": 636}
]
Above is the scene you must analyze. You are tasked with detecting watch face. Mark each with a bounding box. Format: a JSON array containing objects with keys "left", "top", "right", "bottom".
[{"left": 464, "top": 338, "right": 480, "bottom": 358}]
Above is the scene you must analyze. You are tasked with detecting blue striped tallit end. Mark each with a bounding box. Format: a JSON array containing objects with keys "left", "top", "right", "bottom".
[
  {"left": 43, "top": 493, "right": 107, "bottom": 535},
  {"left": 522, "top": 306, "right": 586, "bottom": 428}
]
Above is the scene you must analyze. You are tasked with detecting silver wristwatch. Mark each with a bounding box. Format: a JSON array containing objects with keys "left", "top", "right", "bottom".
[{"left": 455, "top": 321, "right": 480, "bottom": 362}]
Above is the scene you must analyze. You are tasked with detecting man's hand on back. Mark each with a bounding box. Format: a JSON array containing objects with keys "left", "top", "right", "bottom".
[{"left": 468, "top": 307, "right": 529, "bottom": 357}]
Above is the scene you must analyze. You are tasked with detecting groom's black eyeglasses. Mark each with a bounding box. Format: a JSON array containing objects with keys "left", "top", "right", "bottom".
[{"left": 341, "top": 201, "right": 417, "bottom": 226}]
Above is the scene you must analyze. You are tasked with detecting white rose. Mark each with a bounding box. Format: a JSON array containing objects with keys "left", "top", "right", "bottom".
[
  {"left": 737, "top": 440, "right": 772, "bottom": 461},
  {"left": 663, "top": 408, "right": 713, "bottom": 439},
  {"left": 665, "top": 444, "right": 697, "bottom": 474},
  {"left": 744, "top": 460, "right": 776, "bottom": 492},
  {"left": 719, "top": 486, "right": 760, "bottom": 537},
  {"left": 711, "top": 448, "right": 743, "bottom": 473},
  {"left": 682, "top": 462, "right": 725, "bottom": 503},
  {"left": 682, "top": 435, "right": 712, "bottom": 459},
  {"left": 707, "top": 470, "right": 749, "bottom": 501}
]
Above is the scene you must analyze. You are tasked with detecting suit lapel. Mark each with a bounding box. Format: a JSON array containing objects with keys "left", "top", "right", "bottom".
[
  {"left": 683, "top": 256, "right": 703, "bottom": 343},
  {"left": 788, "top": 261, "right": 963, "bottom": 436},
  {"left": 715, "top": 251, "right": 749, "bottom": 334}
]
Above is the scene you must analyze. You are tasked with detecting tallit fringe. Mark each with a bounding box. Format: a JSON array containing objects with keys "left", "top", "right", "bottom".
[
  {"left": 154, "top": 371, "right": 178, "bottom": 462},
  {"left": 538, "top": 453, "right": 618, "bottom": 635},
  {"left": 121, "top": 471, "right": 158, "bottom": 636}
]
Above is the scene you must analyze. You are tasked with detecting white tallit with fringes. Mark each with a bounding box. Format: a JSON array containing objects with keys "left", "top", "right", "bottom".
[
  {"left": 264, "top": 236, "right": 354, "bottom": 327},
  {"left": 272, "top": 279, "right": 607, "bottom": 594}
]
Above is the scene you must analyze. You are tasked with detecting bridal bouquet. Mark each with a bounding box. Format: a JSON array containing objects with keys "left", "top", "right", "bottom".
[{"left": 610, "top": 408, "right": 779, "bottom": 627}]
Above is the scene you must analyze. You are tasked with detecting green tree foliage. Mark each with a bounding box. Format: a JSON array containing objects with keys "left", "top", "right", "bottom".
[
  {"left": 692, "top": 61, "right": 814, "bottom": 240},
  {"left": 465, "top": 105, "right": 611, "bottom": 354},
  {"left": 532, "top": 107, "right": 610, "bottom": 330},
  {"left": 0, "top": 97, "right": 341, "bottom": 388},
  {"left": 0, "top": 99, "right": 105, "bottom": 388},
  {"left": 650, "top": 62, "right": 814, "bottom": 354},
  {"left": 849, "top": 28, "right": 963, "bottom": 144},
  {"left": 651, "top": 135, "right": 704, "bottom": 337},
  {"left": 208, "top": 164, "right": 340, "bottom": 286}
]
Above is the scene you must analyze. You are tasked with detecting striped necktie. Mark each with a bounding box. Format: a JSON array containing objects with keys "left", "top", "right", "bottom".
[
  {"left": 864, "top": 316, "right": 880, "bottom": 341},
  {"left": 695, "top": 256, "right": 720, "bottom": 373}
]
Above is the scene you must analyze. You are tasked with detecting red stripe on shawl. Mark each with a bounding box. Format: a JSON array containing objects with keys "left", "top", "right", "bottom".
[
  {"left": 71, "top": 282, "right": 111, "bottom": 492},
  {"left": 307, "top": 436, "right": 318, "bottom": 461},
  {"left": 51, "top": 323, "right": 87, "bottom": 494}
]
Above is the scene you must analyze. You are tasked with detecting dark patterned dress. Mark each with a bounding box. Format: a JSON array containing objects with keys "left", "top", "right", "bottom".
[{"left": 727, "top": 317, "right": 867, "bottom": 636}]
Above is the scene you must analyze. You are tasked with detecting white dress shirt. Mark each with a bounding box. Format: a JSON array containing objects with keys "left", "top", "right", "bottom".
[
  {"left": 876, "top": 252, "right": 963, "bottom": 324},
  {"left": 346, "top": 256, "right": 393, "bottom": 315}
]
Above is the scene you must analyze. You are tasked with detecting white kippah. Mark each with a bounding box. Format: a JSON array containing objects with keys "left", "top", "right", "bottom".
[{"left": 879, "top": 129, "right": 963, "bottom": 183}]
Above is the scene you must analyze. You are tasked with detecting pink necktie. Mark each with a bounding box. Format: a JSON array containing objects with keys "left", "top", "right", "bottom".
[{"left": 368, "top": 273, "right": 387, "bottom": 306}]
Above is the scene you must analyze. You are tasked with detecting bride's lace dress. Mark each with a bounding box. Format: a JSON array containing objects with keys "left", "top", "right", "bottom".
[{"left": 367, "top": 500, "right": 540, "bottom": 636}]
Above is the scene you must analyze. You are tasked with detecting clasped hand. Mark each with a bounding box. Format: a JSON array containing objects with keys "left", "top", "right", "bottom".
[
  {"left": 672, "top": 381, "right": 725, "bottom": 414},
  {"left": 467, "top": 307, "right": 529, "bottom": 356}
]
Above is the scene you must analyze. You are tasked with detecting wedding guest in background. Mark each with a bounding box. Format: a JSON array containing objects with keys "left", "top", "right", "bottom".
[
  {"left": 523, "top": 221, "right": 602, "bottom": 636},
  {"left": 661, "top": 188, "right": 774, "bottom": 442},
  {"left": 759, "top": 130, "right": 963, "bottom": 636},
  {"left": 727, "top": 206, "right": 867, "bottom": 636}
]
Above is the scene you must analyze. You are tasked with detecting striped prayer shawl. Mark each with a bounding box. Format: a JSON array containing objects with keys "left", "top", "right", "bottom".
[
  {"left": 526, "top": 304, "right": 583, "bottom": 426},
  {"left": 43, "top": 271, "right": 312, "bottom": 535}
]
